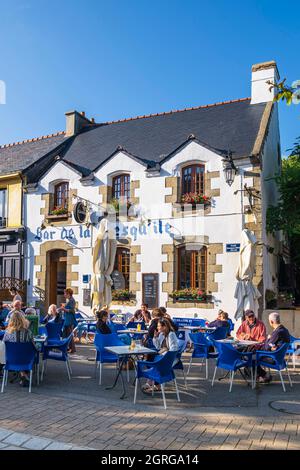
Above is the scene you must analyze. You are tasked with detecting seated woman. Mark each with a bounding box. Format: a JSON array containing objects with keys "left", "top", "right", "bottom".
[
  {"left": 96, "top": 310, "right": 112, "bottom": 334},
  {"left": 42, "top": 304, "right": 63, "bottom": 324},
  {"left": 159, "top": 307, "right": 178, "bottom": 331},
  {"left": 207, "top": 310, "right": 230, "bottom": 329},
  {"left": 143, "top": 318, "right": 179, "bottom": 393},
  {"left": 96, "top": 310, "right": 130, "bottom": 344},
  {"left": 3, "top": 310, "right": 37, "bottom": 387}
]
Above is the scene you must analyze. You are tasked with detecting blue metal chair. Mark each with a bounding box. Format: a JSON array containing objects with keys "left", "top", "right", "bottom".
[
  {"left": 41, "top": 333, "right": 73, "bottom": 381},
  {"left": 45, "top": 321, "right": 64, "bottom": 345},
  {"left": 173, "top": 339, "right": 188, "bottom": 389},
  {"left": 134, "top": 351, "right": 180, "bottom": 409},
  {"left": 254, "top": 343, "right": 292, "bottom": 392},
  {"left": 212, "top": 340, "right": 254, "bottom": 392},
  {"left": 206, "top": 326, "right": 229, "bottom": 343},
  {"left": 94, "top": 333, "right": 126, "bottom": 385},
  {"left": 1, "top": 342, "right": 37, "bottom": 393},
  {"left": 228, "top": 319, "right": 235, "bottom": 332},
  {"left": 188, "top": 332, "right": 218, "bottom": 378},
  {"left": 38, "top": 326, "right": 47, "bottom": 336},
  {"left": 287, "top": 335, "right": 300, "bottom": 369}
]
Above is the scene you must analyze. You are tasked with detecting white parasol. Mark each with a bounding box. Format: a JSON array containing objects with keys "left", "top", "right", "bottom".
[
  {"left": 91, "top": 218, "right": 117, "bottom": 310},
  {"left": 234, "top": 229, "right": 261, "bottom": 320}
]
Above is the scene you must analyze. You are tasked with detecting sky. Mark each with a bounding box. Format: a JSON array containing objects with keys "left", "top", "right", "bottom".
[{"left": 0, "top": 0, "right": 299, "bottom": 155}]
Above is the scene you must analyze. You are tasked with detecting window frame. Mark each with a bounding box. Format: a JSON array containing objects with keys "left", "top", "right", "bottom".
[
  {"left": 113, "top": 247, "right": 130, "bottom": 290},
  {"left": 54, "top": 181, "right": 69, "bottom": 210},
  {"left": 177, "top": 245, "right": 207, "bottom": 291},
  {"left": 0, "top": 188, "right": 7, "bottom": 228},
  {"left": 181, "top": 164, "right": 205, "bottom": 196},
  {"left": 112, "top": 174, "right": 130, "bottom": 200}
]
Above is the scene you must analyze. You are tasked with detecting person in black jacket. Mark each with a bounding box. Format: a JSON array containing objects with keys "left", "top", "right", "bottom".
[
  {"left": 96, "top": 310, "right": 112, "bottom": 334},
  {"left": 255, "top": 312, "right": 290, "bottom": 383}
]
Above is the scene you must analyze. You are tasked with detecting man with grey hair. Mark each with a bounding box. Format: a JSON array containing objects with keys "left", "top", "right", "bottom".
[{"left": 255, "top": 311, "right": 290, "bottom": 383}]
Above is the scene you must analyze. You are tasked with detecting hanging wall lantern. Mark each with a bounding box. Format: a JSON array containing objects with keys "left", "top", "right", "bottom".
[{"left": 222, "top": 152, "right": 237, "bottom": 186}]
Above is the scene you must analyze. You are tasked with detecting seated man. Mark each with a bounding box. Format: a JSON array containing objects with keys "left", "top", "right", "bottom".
[
  {"left": 255, "top": 312, "right": 290, "bottom": 383},
  {"left": 130, "top": 303, "right": 151, "bottom": 324},
  {"left": 236, "top": 310, "right": 267, "bottom": 343}
]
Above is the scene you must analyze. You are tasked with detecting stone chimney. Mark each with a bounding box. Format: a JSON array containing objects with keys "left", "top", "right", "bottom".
[
  {"left": 65, "top": 110, "right": 94, "bottom": 137},
  {"left": 251, "top": 61, "right": 280, "bottom": 104}
]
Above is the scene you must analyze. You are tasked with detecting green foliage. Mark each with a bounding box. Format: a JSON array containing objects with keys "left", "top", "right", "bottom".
[
  {"left": 267, "top": 78, "right": 300, "bottom": 106},
  {"left": 266, "top": 142, "right": 300, "bottom": 237}
]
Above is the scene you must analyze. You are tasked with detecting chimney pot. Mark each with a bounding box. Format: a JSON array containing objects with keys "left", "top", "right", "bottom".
[{"left": 251, "top": 60, "right": 280, "bottom": 104}]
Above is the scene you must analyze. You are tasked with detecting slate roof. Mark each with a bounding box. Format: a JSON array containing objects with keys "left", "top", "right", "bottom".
[
  {"left": 61, "top": 98, "right": 267, "bottom": 174},
  {"left": 0, "top": 98, "right": 268, "bottom": 181},
  {"left": 0, "top": 132, "right": 67, "bottom": 176}
]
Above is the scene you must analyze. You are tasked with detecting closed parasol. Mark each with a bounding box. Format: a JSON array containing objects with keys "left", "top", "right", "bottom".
[
  {"left": 91, "top": 218, "right": 117, "bottom": 310},
  {"left": 234, "top": 229, "right": 261, "bottom": 320}
]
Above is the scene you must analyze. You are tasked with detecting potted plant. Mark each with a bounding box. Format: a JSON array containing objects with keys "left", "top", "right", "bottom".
[
  {"left": 170, "top": 288, "right": 207, "bottom": 302},
  {"left": 265, "top": 289, "right": 277, "bottom": 309},
  {"left": 277, "top": 291, "right": 295, "bottom": 309},
  {"left": 110, "top": 198, "right": 132, "bottom": 214},
  {"left": 112, "top": 289, "right": 134, "bottom": 301}
]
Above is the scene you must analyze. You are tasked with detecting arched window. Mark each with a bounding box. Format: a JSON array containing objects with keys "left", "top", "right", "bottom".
[
  {"left": 181, "top": 164, "right": 205, "bottom": 195},
  {"left": 54, "top": 182, "right": 69, "bottom": 210},
  {"left": 113, "top": 247, "right": 130, "bottom": 289},
  {"left": 178, "top": 246, "right": 207, "bottom": 290},
  {"left": 112, "top": 174, "right": 130, "bottom": 200}
]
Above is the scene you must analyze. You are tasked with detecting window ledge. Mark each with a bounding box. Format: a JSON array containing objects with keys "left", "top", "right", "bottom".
[
  {"left": 111, "top": 300, "right": 137, "bottom": 306},
  {"left": 46, "top": 213, "right": 70, "bottom": 220},
  {"left": 172, "top": 203, "right": 211, "bottom": 214}
]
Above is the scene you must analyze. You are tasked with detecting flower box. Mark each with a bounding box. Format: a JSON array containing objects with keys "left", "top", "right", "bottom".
[
  {"left": 170, "top": 288, "right": 209, "bottom": 303},
  {"left": 112, "top": 289, "right": 135, "bottom": 301},
  {"left": 49, "top": 207, "right": 69, "bottom": 217},
  {"left": 181, "top": 193, "right": 211, "bottom": 206}
]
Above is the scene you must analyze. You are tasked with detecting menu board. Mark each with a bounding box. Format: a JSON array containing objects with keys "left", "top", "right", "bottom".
[
  {"left": 142, "top": 273, "right": 159, "bottom": 309},
  {"left": 83, "top": 288, "right": 91, "bottom": 307}
]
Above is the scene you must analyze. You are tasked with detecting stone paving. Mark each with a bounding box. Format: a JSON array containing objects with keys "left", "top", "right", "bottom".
[{"left": 0, "top": 344, "right": 299, "bottom": 450}]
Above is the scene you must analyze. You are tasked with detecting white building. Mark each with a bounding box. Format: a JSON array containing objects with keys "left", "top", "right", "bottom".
[{"left": 1, "top": 61, "right": 282, "bottom": 320}]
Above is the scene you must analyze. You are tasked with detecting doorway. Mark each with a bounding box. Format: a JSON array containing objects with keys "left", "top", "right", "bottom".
[{"left": 46, "top": 249, "right": 67, "bottom": 307}]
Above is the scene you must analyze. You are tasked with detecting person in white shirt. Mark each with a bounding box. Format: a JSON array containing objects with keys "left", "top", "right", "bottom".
[
  {"left": 143, "top": 318, "right": 179, "bottom": 393},
  {"left": 153, "top": 319, "right": 179, "bottom": 353}
]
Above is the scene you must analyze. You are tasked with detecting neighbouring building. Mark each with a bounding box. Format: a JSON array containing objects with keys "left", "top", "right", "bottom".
[{"left": 0, "top": 61, "right": 282, "bottom": 320}]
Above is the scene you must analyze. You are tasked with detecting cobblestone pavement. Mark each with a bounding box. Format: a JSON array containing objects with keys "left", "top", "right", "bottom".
[{"left": 0, "top": 344, "right": 299, "bottom": 450}]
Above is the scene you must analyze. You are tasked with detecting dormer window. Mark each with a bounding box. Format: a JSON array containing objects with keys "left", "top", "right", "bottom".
[
  {"left": 112, "top": 174, "right": 130, "bottom": 200},
  {"left": 181, "top": 164, "right": 205, "bottom": 195}
]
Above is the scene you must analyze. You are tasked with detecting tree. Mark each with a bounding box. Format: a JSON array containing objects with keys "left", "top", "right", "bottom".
[{"left": 266, "top": 78, "right": 300, "bottom": 300}]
